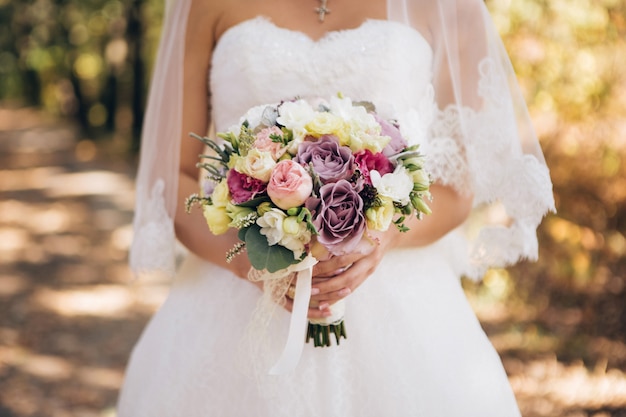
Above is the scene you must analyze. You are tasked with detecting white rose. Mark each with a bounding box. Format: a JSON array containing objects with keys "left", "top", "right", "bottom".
[
  {"left": 276, "top": 100, "right": 316, "bottom": 132},
  {"left": 371, "top": 166, "right": 414, "bottom": 206}
]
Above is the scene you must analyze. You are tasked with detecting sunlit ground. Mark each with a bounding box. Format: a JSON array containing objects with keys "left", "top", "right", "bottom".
[
  {"left": 1, "top": 107, "right": 625, "bottom": 417},
  {"left": 0, "top": 109, "right": 169, "bottom": 417}
]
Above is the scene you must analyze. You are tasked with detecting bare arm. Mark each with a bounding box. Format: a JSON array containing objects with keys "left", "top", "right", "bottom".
[{"left": 173, "top": 0, "right": 252, "bottom": 279}]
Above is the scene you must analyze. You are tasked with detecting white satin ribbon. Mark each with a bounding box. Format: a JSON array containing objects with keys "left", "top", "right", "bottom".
[{"left": 269, "top": 265, "right": 314, "bottom": 375}]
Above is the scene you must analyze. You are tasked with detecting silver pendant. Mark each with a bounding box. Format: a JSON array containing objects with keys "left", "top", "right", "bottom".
[{"left": 315, "top": 0, "right": 331, "bottom": 22}]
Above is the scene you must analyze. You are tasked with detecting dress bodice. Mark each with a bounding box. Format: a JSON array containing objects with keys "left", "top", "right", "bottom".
[{"left": 210, "top": 18, "right": 433, "bottom": 131}]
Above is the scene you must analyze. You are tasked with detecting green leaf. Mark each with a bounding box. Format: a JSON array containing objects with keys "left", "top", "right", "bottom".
[{"left": 243, "top": 225, "right": 299, "bottom": 273}]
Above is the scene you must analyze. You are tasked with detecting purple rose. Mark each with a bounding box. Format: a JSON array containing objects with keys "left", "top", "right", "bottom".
[
  {"left": 295, "top": 135, "right": 354, "bottom": 183},
  {"left": 227, "top": 169, "right": 267, "bottom": 204},
  {"left": 305, "top": 180, "right": 365, "bottom": 255},
  {"left": 354, "top": 149, "right": 394, "bottom": 185},
  {"left": 375, "top": 115, "right": 407, "bottom": 157}
]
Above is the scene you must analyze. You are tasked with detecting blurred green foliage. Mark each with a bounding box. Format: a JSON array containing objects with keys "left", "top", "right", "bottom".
[
  {"left": 482, "top": 0, "right": 626, "bottom": 370},
  {"left": 0, "top": 0, "right": 163, "bottom": 142}
]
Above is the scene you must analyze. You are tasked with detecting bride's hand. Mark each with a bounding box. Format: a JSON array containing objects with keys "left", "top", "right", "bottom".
[{"left": 308, "top": 233, "right": 393, "bottom": 308}]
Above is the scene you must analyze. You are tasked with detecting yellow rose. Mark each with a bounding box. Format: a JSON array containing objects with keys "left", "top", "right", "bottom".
[
  {"left": 365, "top": 197, "right": 395, "bottom": 231},
  {"left": 203, "top": 205, "right": 231, "bottom": 235},
  {"left": 305, "top": 113, "right": 350, "bottom": 144},
  {"left": 234, "top": 148, "right": 276, "bottom": 182},
  {"left": 211, "top": 180, "right": 231, "bottom": 208}
]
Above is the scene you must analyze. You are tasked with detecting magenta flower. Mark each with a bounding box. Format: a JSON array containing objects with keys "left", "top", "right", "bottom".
[
  {"left": 295, "top": 135, "right": 354, "bottom": 183},
  {"left": 354, "top": 149, "right": 394, "bottom": 185},
  {"left": 306, "top": 180, "right": 365, "bottom": 255},
  {"left": 227, "top": 169, "right": 267, "bottom": 204}
]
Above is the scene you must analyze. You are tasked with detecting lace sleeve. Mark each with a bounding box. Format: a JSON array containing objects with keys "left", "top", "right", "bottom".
[
  {"left": 417, "top": 58, "right": 555, "bottom": 279},
  {"left": 388, "top": 0, "right": 555, "bottom": 279},
  {"left": 129, "top": 179, "right": 176, "bottom": 277}
]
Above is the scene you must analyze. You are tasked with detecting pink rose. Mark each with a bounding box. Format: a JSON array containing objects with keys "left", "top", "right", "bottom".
[
  {"left": 354, "top": 149, "right": 394, "bottom": 185},
  {"left": 254, "top": 126, "right": 287, "bottom": 160},
  {"left": 267, "top": 160, "right": 313, "bottom": 210}
]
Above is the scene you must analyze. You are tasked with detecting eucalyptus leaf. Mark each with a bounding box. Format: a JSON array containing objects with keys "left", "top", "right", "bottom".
[{"left": 244, "top": 225, "right": 299, "bottom": 273}]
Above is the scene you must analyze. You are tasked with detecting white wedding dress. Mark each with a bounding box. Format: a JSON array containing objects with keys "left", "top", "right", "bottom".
[{"left": 118, "top": 18, "right": 522, "bottom": 416}]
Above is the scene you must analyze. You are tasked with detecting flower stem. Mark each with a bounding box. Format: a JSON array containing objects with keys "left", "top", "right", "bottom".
[{"left": 306, "top": 321, "right": 347, "bottom": 347}]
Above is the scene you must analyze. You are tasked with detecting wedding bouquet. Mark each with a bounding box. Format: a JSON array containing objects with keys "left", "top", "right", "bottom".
[{"left": 187, "top": 94, "right": 431, "bottom": 352}]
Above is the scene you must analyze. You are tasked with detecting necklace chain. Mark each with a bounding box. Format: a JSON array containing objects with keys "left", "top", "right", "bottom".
[{"left": 315, "top": 0, "right": 331, "bottom": 22}]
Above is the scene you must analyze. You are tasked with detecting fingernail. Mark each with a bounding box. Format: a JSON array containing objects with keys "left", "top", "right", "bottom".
[
  {"left": 318, "top": 302, "right": 330, "bottom": 311},
  {"left": 310, "top": 287, "right": 320, "bottom": 295},
  {"left": 338, "top": 288, "right": 351, "bottom": 297}
]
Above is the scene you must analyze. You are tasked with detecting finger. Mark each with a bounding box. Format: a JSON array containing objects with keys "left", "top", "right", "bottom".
[
  {"left": 310, "top": 287, "right": 352, "bottom": 305},
  {"left": 283, "top": 294, "right": 333, "bottom": 320},
  {"left": 313, "top": 252, "right": 362, "bottom": 277},
  {"left": 312, "top": 260, "right": 369, "bottom": 299}
]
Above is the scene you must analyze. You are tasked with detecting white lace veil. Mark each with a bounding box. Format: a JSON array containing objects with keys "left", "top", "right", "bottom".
[{"left": 130, "top": 0, "right": 555, "bottom": 280}]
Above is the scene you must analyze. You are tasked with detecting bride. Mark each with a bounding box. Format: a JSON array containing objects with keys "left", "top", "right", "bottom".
[{"left": 118, "top": 0, "right": 555, "bottom": 415}]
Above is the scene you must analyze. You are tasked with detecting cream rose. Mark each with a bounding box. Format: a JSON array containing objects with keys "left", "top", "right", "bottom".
[{"left": 234, "top": 148, "right": 276, "bottom": 182}]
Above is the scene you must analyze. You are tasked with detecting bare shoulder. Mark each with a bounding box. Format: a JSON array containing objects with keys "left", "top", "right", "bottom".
[{"left": 186, "top": 0, "right": 226, "bottom": 46}]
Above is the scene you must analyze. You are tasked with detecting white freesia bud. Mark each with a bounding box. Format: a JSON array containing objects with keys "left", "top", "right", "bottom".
[
  {"left": 410, "top": 168, "right": 430, "bottom": 187},
  {"left": 279, "top": 220, "right": 311, "bottom": 260},
  {"left": 282, "top": 216, "right": 301, "bottom": 235}
]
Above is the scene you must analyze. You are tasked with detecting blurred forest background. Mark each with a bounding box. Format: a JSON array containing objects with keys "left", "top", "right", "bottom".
[{"left": 0, "top": 0, "right": 625, "bottom": 416}]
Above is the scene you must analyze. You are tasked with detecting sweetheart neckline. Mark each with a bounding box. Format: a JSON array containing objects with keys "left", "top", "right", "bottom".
[{"left": 215, "top": 16, "right": 385, "bottom": 47}]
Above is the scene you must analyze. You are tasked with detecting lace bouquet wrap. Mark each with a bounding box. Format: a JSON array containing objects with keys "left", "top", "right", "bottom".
[{"left": 187, "top": 94, "right": 432, "bottom": 373}]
